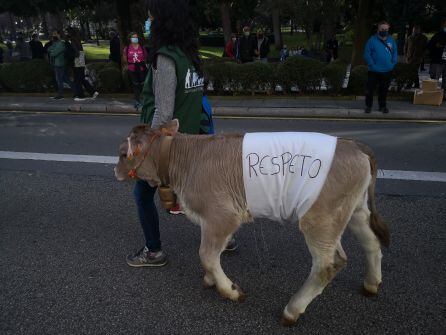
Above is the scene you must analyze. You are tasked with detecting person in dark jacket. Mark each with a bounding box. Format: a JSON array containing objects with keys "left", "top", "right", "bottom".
[
  {"left": 238, "top": 26, "right": 255, "bottom": 63},
  {"left": 15, "top": 32, "right": 31, "bottom": 61},
  {"left": 404, "top": 25, "right": 428, "bottom": 88},
  {"left": 66, "top": 27, "right": 98, "bottom": 100},
  {"left": 427, "top": 19, "right": 446, "bottom": 90},
  {"left": 254, "top": 29, "right": 270, "bottom": 62},
  {"left": 325, "top": 34, "right": 339, "bottom": 63},
  {"left": 29, "top": 33, "right": 44, "bottom": 59},
  {"left": 109, "top": 31, "right": 121, "bottom": 66},
  {"left": 363, "top": 21, "right": 397, "bottom": 114}
]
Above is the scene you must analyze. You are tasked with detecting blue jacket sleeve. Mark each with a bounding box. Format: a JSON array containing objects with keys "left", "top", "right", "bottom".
[{"left": 363, "top": 39, "right": 374, "bottom": 67}]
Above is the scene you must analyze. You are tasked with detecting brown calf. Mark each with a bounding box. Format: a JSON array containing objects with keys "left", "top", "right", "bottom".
[{"left": 114, "top": 120, "right": 389, "bottom": 326}]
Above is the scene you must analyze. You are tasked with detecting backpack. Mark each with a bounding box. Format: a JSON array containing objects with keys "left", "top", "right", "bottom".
[
  {"left": 199, "top": 95, "right": 215, "bottom": 135},
  {"left": 64, "top": 41, "right": 76, "bottom": 66}
]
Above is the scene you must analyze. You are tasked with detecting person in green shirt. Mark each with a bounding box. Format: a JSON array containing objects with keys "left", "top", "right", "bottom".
[
  {"left": 47, "top": 31, "right": 74, "bottom": 100},
  {"left": 126, "top": 0, "right": 235, "bottom": 268}
]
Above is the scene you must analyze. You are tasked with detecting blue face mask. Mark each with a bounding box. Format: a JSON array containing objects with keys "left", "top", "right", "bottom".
[
  {"left": 378, "top": 30, "right": 389, "bottom": 38},
  {"left": 131, "top": 37, "right": 139, "bottom": 44}
]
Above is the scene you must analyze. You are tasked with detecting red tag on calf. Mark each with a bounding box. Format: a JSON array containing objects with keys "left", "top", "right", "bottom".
[{"left": 128, "top": 169, "right": 137, "bottom": 179}]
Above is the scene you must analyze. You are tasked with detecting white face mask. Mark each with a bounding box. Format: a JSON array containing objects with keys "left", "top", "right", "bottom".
[
  {"left": 131, "top": 37, "right": 138, "bottom": 44},
  {"left": 244, "top": 32, "right": 250, "bottom": 37},
  {"left": 231, "top": 38, "right": 236, "bottom": 42}
]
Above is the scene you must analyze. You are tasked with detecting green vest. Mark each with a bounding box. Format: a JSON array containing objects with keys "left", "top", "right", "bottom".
[{"left": 140, "top": 46, "right": 203, "bottom": 134}]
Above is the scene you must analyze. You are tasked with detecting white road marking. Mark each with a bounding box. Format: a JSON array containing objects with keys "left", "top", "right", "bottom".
[
  {"left": 0, "top": 151, "right": 117, "bottom": 164},
  {"left": 1, "top": 151, "right": 446, "bottom": 183}
]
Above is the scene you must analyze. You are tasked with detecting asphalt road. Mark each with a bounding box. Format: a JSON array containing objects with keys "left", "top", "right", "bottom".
[{"left": 0, "top": 113, "right": 445, "bottom": 335}]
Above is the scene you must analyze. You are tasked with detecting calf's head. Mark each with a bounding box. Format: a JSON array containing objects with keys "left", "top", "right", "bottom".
[{"left": 114, "top": 119, "right": 179, "bottom": 186}]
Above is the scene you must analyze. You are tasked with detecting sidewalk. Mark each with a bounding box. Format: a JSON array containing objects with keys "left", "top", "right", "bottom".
[{"left": 0, "top": 95, "right": 444, "bottom": 121}]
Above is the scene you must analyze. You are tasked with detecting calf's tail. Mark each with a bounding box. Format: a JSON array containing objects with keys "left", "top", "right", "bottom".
[{"left": 356, "top": 141, "right": 390, "bottom": 247}]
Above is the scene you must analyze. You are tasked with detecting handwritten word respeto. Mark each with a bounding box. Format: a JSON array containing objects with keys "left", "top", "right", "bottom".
[{"left": 246, "top": 152, "right": 322, "bottom": 179}]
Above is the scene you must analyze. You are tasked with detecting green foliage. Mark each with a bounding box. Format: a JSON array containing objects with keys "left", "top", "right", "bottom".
[
  {"left": 0, "top": 59, "right": 53, "bottom": 92},
  {"left": 393, "top": 63, "right": 418, "bottom": 92},
  {"left": 235, "top": 62, "right": 277, "bottom": 95},
  {"left": 323, "top": 60, "right": 347, "bottom": 94},
  {"left": 347, "top": 65, "right": 368, "bottom": 95},
  {"left": 277, "top": 56, "right": 324, "bottom": 93},
  {"left": 203, "top": 60, "right": 234, "bottom": 94}
]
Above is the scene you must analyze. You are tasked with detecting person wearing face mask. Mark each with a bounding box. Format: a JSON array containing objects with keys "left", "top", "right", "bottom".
[
  {"left": 224, "top": 33, "right": 239, "bottom": 60},
  {"left": 123, "top": 32, "right": 148, "bottom": 110},
  {"left": 427, "top": 19, "right": 446, "bottom": 91},
  {"left": 363, "top": 21, "right": 398, "bottom": 114},
  {"left": 126, "top": 0, "right": 237, "bottom": 268},
  {"left": 238, "top": 26, "right": 255, "bottom": 63},
  {"left": 47, "top": 31, "right": 75, "bottom": 100},
  {"left": 404, "top": 25, "right": 427, "bottom": 88},
  {"left": 254, "top": 29, "right": 270, "bottom": 63}
]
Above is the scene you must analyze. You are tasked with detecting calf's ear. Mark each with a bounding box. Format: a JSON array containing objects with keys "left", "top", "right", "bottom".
[
  {"left": 161, "top": 119, "right": 179, "bottom": 136},
  {"left": 127, "top": 136, "right": 143, "bottom": 158}
]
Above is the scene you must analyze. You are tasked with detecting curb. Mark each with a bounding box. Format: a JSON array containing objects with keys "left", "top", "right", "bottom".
[
  {"left": 0, "top": 103, "right": 445, "bottom": 121},
  {"left": 212, "top": 106, "right": 446, "bottom": 121}
]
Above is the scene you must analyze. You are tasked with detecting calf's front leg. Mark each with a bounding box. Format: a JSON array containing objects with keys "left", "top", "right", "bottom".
[{"left": 199, "top": 222, "right": 245, "bottom": 302}]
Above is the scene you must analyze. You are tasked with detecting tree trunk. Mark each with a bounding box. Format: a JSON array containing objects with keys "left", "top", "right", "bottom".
[
  {"left": 397, "top": 1, "right": 408, "bottom": 56},
  {"left": 9, "top": 13, "right": 16, "bottom": 39},
  {"left": 116, "top": 0, "right": 131, "bottom": 69},
  {"left": 96, "top": 23, "right": 100, "bottom": 46},
  {"left": 272, "top": 8, "right": 282, "bottom": 50},
  {"left": 351, "top": 0, "right": 375, "bottom": 68},
  {"left": 220, "top": 0, "right": 231, "bottom": 44},
  {"left": 85, "top": 20, "right": 92, "bottom": 41}
]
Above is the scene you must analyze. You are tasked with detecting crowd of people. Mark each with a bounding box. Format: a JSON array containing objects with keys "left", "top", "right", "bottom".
[
  {"left": 0, "top": 16, "right": 445, "bottom": 108},
  {"left": 224, "top": 26, "right": 271, "bottom": 63}
]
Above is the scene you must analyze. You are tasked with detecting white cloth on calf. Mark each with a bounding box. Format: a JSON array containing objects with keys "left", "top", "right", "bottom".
[{"left": 242, "top": 132, "right": 337, "bottom": 223}]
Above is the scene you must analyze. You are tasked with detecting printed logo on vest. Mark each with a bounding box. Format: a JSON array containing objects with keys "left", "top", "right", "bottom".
[{"left": 185, "top": 68, "right": 204, "bottom": 92}]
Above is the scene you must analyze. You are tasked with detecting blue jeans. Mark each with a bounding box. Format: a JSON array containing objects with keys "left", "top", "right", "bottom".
[
  {"left": 134, "top": 180, "right": 161, "bottom": 252},
  {"left": 54, "top": 66, "right": 73, "bottom": 96}
]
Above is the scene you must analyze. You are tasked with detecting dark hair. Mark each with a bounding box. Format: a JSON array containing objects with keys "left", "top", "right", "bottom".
[
  {"left": 377, "top": 21, "right": 390, "bottom": 28},
  {"left": 147, "top": 0, "right": 202, "bottom": 75},
  {"left": 66, "top": 26, "right": 83, "bottom": 51},
  {"left": 32, "top": 33, "right": 38, "bottom": 39}
]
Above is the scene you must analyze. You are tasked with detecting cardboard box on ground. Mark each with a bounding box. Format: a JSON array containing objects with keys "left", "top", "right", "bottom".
[{"left": 413, "top": 79, "right": 444, "bottom": 106}]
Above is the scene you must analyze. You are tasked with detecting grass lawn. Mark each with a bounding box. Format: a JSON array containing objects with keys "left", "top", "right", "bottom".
[{"left": 83, "top": 43, "right": 110, "bottom": 60}]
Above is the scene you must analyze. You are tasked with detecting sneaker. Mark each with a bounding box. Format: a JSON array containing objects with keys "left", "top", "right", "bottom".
[
  {"left": 126, "top": 247, "right": 168, "bottom": 267},
  {"left": 92, "top": 91, "right": 99, "bottom": 99},
  {"left": 364, "top": 107, "right": 371, "bottom": 113},
  {"left": 74, "top": 97, "right": 87, "bottom": 101},
  {"left": 169, "top": 203, "right": 184, "bottom": 215},
  {"left": 51, "top": 96, "right": 64, "bottom": 100},
  {"left": 225, "top": 237, "right": 238, "bottom": 252},
  {"left": 380, "top": 107, "right": 389, "bottom": 114}
]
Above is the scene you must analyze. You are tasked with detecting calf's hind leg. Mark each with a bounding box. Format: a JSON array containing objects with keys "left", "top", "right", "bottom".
[
  {"left": 348, "top": 198, "right": 382, "bottom": 295},
  {"left": 281, "top": 236, "right": 344, "bottom": 327},
  {"left": 199, "top": 218, "right": 245, "bottom": 302}
]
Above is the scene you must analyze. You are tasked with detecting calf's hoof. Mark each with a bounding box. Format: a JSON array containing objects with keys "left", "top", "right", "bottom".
[
  {"left": 231, "top": 283, "right": 246, "bottom": 302},
  {"left": 361, "top": 281, "right": 381, "bottom": 297},
  {"left": 280, "top": 313, "right": 300, "bottom": 327},
  {"left": 218, "top": 283, "right": 246, "bottom": 302}
]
